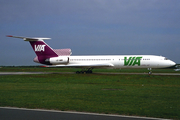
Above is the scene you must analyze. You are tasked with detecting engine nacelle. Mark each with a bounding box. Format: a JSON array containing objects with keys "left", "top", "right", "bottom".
[{"left": 46, "top": 57, "right": 69, "bottom": 65}]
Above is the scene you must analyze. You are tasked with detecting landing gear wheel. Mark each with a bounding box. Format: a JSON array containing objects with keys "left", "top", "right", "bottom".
[
  {"left": 86, "top": 70, "right": 92, "bottom": 74},
  {"left": 148, "top": 68, "right": 152, "bottom": 75}
]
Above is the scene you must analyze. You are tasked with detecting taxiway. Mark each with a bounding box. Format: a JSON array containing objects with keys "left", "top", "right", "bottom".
[
  {"left": 0, "top": 72, "right": 179, "bottom": 75},
  {"left": 0, "top": 107, "right": 169, "bottom": 120}
]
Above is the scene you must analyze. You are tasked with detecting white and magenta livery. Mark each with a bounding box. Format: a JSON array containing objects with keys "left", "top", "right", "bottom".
[{"left": 7, "top": 35, "right": 176, "bottom": 74}]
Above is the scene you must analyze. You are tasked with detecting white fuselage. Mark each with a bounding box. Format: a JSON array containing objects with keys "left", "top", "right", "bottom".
[
  {"left": 49, "top": 55, "right": 176, "bottom": 69},
  {"left": 8, "top": 35, "right": 176, "bottom": 70}
]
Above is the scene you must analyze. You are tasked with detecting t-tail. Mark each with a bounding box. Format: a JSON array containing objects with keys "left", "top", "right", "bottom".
[{"left": 7, "top": 35, "right": 58, "bottom": 65}]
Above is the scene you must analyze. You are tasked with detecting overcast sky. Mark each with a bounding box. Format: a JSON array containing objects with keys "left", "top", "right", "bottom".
[{"left": 1, "top": 0, "right": 180, "bottom": 66}]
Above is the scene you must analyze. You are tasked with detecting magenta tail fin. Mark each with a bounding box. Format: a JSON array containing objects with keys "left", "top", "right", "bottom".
[{"left": 7, "top": 35, "right": 58, "bottom": 65}]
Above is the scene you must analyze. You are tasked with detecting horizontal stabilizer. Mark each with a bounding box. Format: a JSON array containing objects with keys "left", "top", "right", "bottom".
[{"left": 7, "top": 35, "right": 51, "bottom": 41}]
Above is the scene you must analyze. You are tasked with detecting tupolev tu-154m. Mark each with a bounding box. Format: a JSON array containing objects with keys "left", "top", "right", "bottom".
[{"left": 7, "top": 35, "right": 176, "bottom": 74}]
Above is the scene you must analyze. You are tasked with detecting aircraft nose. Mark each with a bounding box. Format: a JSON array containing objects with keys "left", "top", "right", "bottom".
[{"left": 170, "top": 61, "right": 176, "bottom": 67}]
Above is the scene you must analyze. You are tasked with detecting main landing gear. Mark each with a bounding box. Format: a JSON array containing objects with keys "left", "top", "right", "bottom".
[{"left": 76, "top": 68, "right": 93, "bottom": 74}]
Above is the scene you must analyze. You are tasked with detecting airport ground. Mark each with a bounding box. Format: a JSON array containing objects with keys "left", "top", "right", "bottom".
[
  {"left": 0, "top": 67, "right": 179, "bottom": 119},
  {"left": 0, "top": 66, "right": 179, "bottom": 73}
]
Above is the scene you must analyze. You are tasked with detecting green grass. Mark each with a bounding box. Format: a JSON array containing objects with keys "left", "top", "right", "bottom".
[{"left": 0, "top": 73, "right": 180, "bottom": 119}]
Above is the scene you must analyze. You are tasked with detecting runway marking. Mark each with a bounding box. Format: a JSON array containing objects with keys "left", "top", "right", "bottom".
[{"left": 0, "top": 107, "right": 170, "bottom": 120}]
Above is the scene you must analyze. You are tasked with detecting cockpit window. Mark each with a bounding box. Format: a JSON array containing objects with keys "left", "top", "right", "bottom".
[{"left": 164, "top": 57, "right": 168, "bottom": 60}]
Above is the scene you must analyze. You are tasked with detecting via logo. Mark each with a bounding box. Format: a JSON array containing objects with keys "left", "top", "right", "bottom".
[
  {"left": 124, "top": 57, "right": 142, "bottom": 66},
  {"left": 34, "top": 45, "right": 46, "bottom": 52}
]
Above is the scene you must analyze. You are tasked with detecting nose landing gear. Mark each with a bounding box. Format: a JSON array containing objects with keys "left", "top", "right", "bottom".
[{"left": 148, "top": 68, "right": 152, "bottom": 75}]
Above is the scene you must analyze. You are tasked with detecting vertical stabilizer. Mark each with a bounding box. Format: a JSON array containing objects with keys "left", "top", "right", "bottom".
[
  {"left": 7, "top": 35, "right": 58, "bottom": 65},
  {"left": 29, "top": 40, "right": 58, "bottom": 64}
]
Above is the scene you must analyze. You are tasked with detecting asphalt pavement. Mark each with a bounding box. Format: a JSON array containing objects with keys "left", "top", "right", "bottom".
[{"left": 0, "top": 107, "right": 167, "bottom": 120}]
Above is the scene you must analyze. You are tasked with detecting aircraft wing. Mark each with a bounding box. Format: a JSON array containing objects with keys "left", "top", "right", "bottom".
[{"left": 45, "top": 63, "right": 114, "bottom": 68}]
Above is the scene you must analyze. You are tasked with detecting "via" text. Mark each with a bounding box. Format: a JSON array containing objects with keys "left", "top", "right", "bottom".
[
  {"left": 34, "top": 45, "right": 46, "bottom": 52},
  {"left": 124, "top": 57, "right": 142, "bottom": 66}
]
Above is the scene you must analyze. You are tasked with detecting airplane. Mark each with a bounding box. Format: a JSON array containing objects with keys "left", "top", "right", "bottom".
[{"left": 7, "top": 35, "right": 176, "bottom": 74}]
